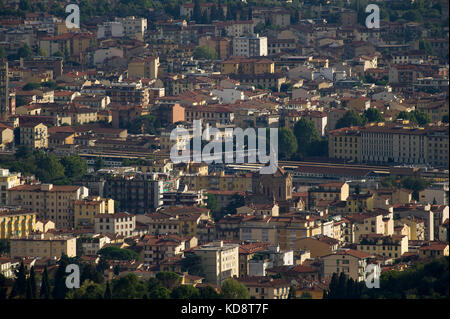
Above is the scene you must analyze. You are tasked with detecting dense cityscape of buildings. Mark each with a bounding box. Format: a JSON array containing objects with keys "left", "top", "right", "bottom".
[{"left": 0, "top": 0, "right": 448, "bottom": 300}]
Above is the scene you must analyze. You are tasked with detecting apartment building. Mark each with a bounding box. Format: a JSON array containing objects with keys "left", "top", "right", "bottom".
[
  {"left": 128, "top": 56, "right": 159, "bottom": 80},
  {"left": 102, "top": 172, "right": 177, "bottom": 214},
  {"left": 74, "top": 196, "right": 115, "bottom": 228},
  {"left": 239, "top": 214, "right": 322, "bottom": 251},
  {"left": 308, "top": 182, "right": 350, "bottom": 210},
  {"left": 0, "top": 207, "right": 36, "bottom": 239},
  {"left": 232, "top": 35, "right": 268, "bottom": 57},
  {"left": 182, "top": 172, "right": 252, "bottom": 192},
  {"left": 184, "top": 105, "right": 234, "bottom": 125},
  {"left": 94, "top": 212, "right": 136, "bottom": 237},
  {"left": 105, "top": 81, "right": 150, "bottom": 107},
  {"left": 194, "top": 241, "right": 239, "bottom": 286},
  {"left": 0, "top": 168, "right": 22, "bottom": 205},
  {"left": 237, "top": 277, "right": 290, "bottom": 299},
  {"left": 221, "top": 57, "right": 274, "bottom": 75},
  {"left": 342, "top": 210, "right": 394, "bottom": 244},
  {"left": 19, "top": 122, "right": 48, "bottom": 149},
  {"left": 143, "top": 234, "right": 188, "bottom": 265},
  {"left": 80, "top": 234, "right": 111, "bottom": 256},
  {"left": 328, "top": 122, "right": 449, "bottom": 168},
  {"left": 357, "top": 234, "right": 409, "bottom": 259},
  {"left": 8, "top": 184, "right": 88, "bottom": 229},
  {"left": 322, "top": 249, "right": 375, "bottom": 282},
  {"left": 115, "top": 16, "right": 147, "bottom": 40},
  {"left": 10, "top": 233, "right": 77, "bottom": 258}
]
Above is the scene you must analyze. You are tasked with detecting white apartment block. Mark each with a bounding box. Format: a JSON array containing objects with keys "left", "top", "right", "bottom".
[
  {"left": 233, "top": 35, "right": 267, "bottom": 57},
  {"left": 194, "top": 241, "right": 239, "bottom": 286},
  {"left": 97, "top": 21, "right": 124, "bottom": 39},
  {"left": 115, "top": 17, "right": 147, "bottom": 39},
  {"left": 94, "top": 212, "right": 136, "bottom": 237}
]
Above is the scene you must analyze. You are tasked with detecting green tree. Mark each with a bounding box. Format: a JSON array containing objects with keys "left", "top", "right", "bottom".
[
  {"left": 104, "top": 281, "right": 112, "bottom": 299},
  {"left": 401, "top": 176, "right": 429, "bottom": 201},
  {"left": 0, "top": 46, "right": 6, "bottom": 59},
  {"left": 193, "top": 0, "right": 201, "bottom": 22},
  {"left": 66, "top": 280, "right": 104, "bottom": 299},
  {"left": 278, "top": 127, "right": 298, "bottom": 160},
  {"left": 149, "top": 286, "right": 171, "bottom": 299},
  {"left": 293, "top": 118, "right": 320, "bottom": 157},
  {"left": 22, "top": 82, "right": 41, "bottom": 91},
  {"left": 363, "top": 108, "right": 384, "bottom": 123},
  {"left": 61, "top": 155, "right": 87, "bottom": 182},
  {"left": 336, "top": 110, "right": 366, "bottom": 129},
  {"left": 94, "top": 157, "right": 105, "bottom": 170},
  {"left": 198, "top": 286, "right": 220, "bottom": 299},
  {"left": 98, "top": 246, "right": 139, "bottom": 261},
  {"left": 12, "top": 261, "right": 27, "bottom": 298},
  {"left": 397, "top": 111, "right": 431, "bottom": 126},
  {"left": 193, "top": 45, "right": 217, "bottom": 60},
  {"left": 127, "top": 114, "right": 161, "bottom": 134},
  {"left": 180, "top": 254, "right": 204, "bottom": 277},
  {"left": 17, "top": 44, "right": 32, "bottom": 58},
  {"left": 112, "top": 273, "right": 147, "bottom": 299},
  {"left": 40, "top": 266, "right": 50, "bottom": 299},
  {"left": 206, "top": 193, "right": 219, "bottom": 215},
  {"left": 170, "top": 284, "right": 200, "bottom": 299},
  {"left": 220, "top": 279, "right": 250, "bottom": 299},
  {"left": 29, "top": 266, "right": 37, "bottom": 299},
  {"left": 0, "top": 239, "right": 10, "bottom": 254},
  {"left": 155, "top": 272, "right": 181, "bottom": 290},
  {"left": 381, "top": 176, "right": 398, "bottom": 188}
]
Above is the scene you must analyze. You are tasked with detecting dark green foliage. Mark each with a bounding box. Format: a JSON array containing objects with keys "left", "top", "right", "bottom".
[
  {"left": 278, "top": 127, "right": 298, "bottom": 160},
  {"left": 198, "top": 286, "right": 220, "bottom": 299},
  {"left": 127, "top": 114, "right": 161, "bottom": 134},
  {"left": 363, "top": 108, "right": 384, "bottom": 123},
  {"left": 1, "top": 147, "right": 88, "bottom": 185},
  {"left": 104, "top": 281, "right": 112, "bottom": 299},
  {"left": 98, "top": 246, "right": 139, "bottom": 261},
  {"left": 293, "top": 118, "right": 327, "bottom": 158},
  {"left": 111, "top": 273, "right": 147, "bottom": 299},
  {"left": 220, "top": 279, "right": 250, "bottom": 299},
  {"left": 60, "top": 155, "right": 88, "bottom": 183},
  {"left": 11, "top": 262, "right": 27, "bottom": 298},
  {"left": 364, "top": 257, "right": 449, "bottom": 299},
  {"left": 40, "top": 266, "right": 50, "bottom": 299},
  {"left": 22, "top": 82, "right": 41, "bottom": 91},
  {"left": 155, "top": 272, "right": 182, "bottom": 290},
  {"left": 149, "top": 286, "right": 171, "bottom": 299},
  {"left": 0, "top": 239, "right": 10, "bottom": 254},
  {"left": 180, "top": 254, "right": 205, "bottom": 277},
  {"left": 397, "top": 111, "right": 431, "bottom": 126},
  {"left": 381, "top": 176, "right": 398, "bottom": 188},
  {"left": 170, "top": 284, "right": 200, "bottom": 299},
  {"left": 335, "top": 110, "right": 367, "bottom": 129},
  {"left": 193, "top": 45, "right": 217, "bottom": 60},
  {"left": 401, "top": 176, "right": 430, "bottom": 201}
]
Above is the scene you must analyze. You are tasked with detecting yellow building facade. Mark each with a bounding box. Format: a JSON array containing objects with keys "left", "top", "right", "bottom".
[{"left": 0, "top": 209, "right": 36, "bottom": 239}]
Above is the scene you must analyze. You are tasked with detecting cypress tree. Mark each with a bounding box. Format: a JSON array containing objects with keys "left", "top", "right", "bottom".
[
  {"left": 26, "top": 278, "right": 32, "bottom": 299},
  {"left": 40, "top": 266, "right": 50, "bottom": 299},
  {"left": 30, "top": 266, "right": 37, "bottom": 299},
  {"left": 104, "top": 281, "right": 112, "bottom": 299},
  {"left": 12, "top": 261, "right": 27, "bottom": 298},
  {"left": 193, "top": 0, "right": 201, "bottom": 23}
]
